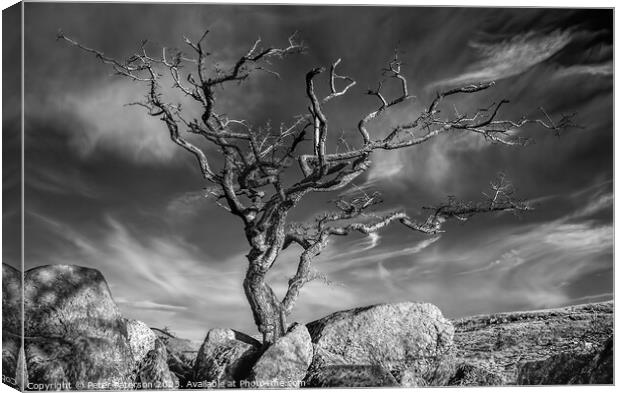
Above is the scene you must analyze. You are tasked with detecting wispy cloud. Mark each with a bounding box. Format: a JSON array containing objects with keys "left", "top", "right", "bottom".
[
  {"left": 365, "top": 232, "right": 381, "bottom": 250},
  {"left": 27, "top": 79, "right": 191, "bottom": 164},
  {"left": 456, "top": 249, "right": 525, "bottom": 276},
  {"left": 432, "top": 29, "right": 572, "bottom": 87},
  {"left": 354, "top": 219, "right": 611, "bottom": 317},
  {"left": 453, "top": 188, "right": 613, "bottom": 278},
  {"left": 569, "top": 191, "right": 613, "bottom": 220},
  {"left": 166, "top": 190, "right": 210, "bottom": 218},
  {"left": 316, "top": 235, "right": 442, "bottom": 276},
  {"left": 366, "top": 150, "right": 406, "bottom": 184},
  {"left": 26, "top": 166, "right": 99, "bottom": 198},
  {"left": 526, "top": 178, "right": 613, "bottom": 207},
  {"left": 270, "top": 279, "right": 361, "bottom": 325},
  {"left": 115, "top": 298, "right": 189, "bottom": 312},
  {"left": 568, "top": 292, "right": 613, "bottom": 304},
  {"left": 554, "top": 62, "right": 613, "bottom": 79},
  {"left": 364, "top": 135, "right": 489, "bottom": 194},
  {"left": 313, "top": 178, "right": 613, "bottom": 318},
  {"left": 64, "top": 81, "right": 181, "bottom": 163},
  {"left": 544, "top": 223, "right": 612, "bottom": 250},
  {"left": 28, "top": 212, "right": 250, "bottom": 340}
]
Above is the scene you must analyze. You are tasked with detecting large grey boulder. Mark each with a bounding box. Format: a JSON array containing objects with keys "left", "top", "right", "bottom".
[
  {"left": 250, "top": 323, "right": 312, "bottom": 388},
  {"left": 24, "top": 265, "right": 134, "bottom": 390},
  {"left": 192, "top": 328, "right": 261, "bottom": 387},
  {"left": 23, "top": 265, "right": 135, "bottom": 389},
  {"left": 2, "top": 263, "right": 23, "bottom": 389},
  {"left": 305, "top": 302, "right": 456, "bottom": 387},
  {"left": 17, "top": 264, "right": 179, "bottom": 390}
]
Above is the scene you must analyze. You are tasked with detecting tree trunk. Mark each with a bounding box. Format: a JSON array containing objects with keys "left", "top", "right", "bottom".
[{"left": 243, "top": 266, "right": 286, "bottom": 346}]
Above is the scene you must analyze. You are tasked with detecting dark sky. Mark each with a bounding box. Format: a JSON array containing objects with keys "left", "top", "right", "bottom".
[{"left": 4, "top": 3, "right": 613, "bottom": 341}]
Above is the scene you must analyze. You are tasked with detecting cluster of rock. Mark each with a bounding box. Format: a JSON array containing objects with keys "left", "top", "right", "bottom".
[
  {"left": 188, "top": 323, "right": 313, "bottom": 389},
  {"left": 2, "top": 263, "right": 614, "bottom": 389},
  {"left": 3, "top": 263, "right": 177, "bottom": 390},
  {"left": 150, "top": 327, "right": 201, "bottom": 386}
]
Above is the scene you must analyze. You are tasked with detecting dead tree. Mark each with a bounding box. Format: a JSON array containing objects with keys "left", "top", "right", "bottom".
[{"left": 59, "top": 30, "right": 577, "bottom": 345}]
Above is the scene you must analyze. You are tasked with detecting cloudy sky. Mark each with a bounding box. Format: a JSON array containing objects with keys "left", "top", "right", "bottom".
[{"left": 3, "top": 3, "right": 613, "bottom": 341}]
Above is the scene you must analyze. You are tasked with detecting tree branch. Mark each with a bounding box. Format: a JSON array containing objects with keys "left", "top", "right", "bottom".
[{"left": 62, "top": 30, "right": 571, "bottom": 345}]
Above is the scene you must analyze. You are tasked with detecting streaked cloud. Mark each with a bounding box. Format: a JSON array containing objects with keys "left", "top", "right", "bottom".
[
  {"left": 166, "top": 190, "right": 210, "bottom": 217},
  {"left": 366, "top": 150, "right": 406, "bottom": 184},
  {"left": 364, "top": 132, "right": 492, "bottom": 192},
  {"left": 432, "top": 29, "right": 572, "bottom": 87},
  {"left": 456, "top": 249, "right": 525, "bottom": 276},
  {"left": 28, "top": 212, "right": 250, "bottom": 340},
  {"left": 345, "top": 218, "right": 612, "bottom": 317},
  {"left": 544, "top": 223, "right": 612, "bottom": 250},
  {"left": 115, "top": 298, "right": 189, "bottom": 312},
  {"left": 43, "top": 80, "right": 181, "bottom": 163},
  {"left": 571, "top": 191, "right": 613, "bottom": 218},
  {"left": 365, "top": 232, "right": 381, "bottom": 250},
  {"left": 311, "top": 179, "right": 613, "bottom": 318},
  {"left": 554, "top": 62, "right": 613, "bottom": 79},
  {"left": 315, "top": 235, "right": 442, "bottom": 277},
  {"left": 26, "top": 166, "right": 99, "bottom": 198}
]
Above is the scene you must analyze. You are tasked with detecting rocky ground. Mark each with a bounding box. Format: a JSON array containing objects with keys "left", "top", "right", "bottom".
[
  {"left": 2, "top": 263, "right": 614, "bottom": 389},
  {"left": 451, "top": 301, "right": 613, "bottom": 385}
]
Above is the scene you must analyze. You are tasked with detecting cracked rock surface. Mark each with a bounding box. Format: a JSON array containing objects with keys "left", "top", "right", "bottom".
[
  {"left": 305, "top": 302, "right": 456, "bottom": 387},
  {"left": 451, "top": 301, "right": 613, "bottom": 385}
]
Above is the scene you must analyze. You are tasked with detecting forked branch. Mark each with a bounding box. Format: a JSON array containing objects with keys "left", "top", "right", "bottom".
[{"left": 279, "top": 174, "right": 530, "bottom": 313}]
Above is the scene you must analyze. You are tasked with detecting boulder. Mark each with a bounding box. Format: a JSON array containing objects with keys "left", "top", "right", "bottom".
[
  {"left": 24, "top": 265, "right": 135, "bottom": 389},
  {"left": 126, "top": 319, "right": 177, "bottom": 388},
  {"left": 306, "top": 302, "right": 455, "bottom": 386},
  {"left": 2, "top": 263, "right": 22, "bottom": 388},
  {"left": 126, "top": 320, "right": 158, "bottom": 365},
  {"left": 251, "top": 323, "right": 312, "bottom": 388},
  {"left": 192, "top": 328, "right": 261, "bottom": 387},
  {"left": 136, "top": 339, "right": 179, "bottom": 389},
  {"left": 303, "top": 365, "right": 398, "bottom": 387},
  {"left": 152, "top": 328, "right": 201, "bottom": 386}
]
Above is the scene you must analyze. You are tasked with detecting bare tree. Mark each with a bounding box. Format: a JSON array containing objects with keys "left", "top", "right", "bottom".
[{"left": 59, "top": 30, "right": 577, "bottom": 345}]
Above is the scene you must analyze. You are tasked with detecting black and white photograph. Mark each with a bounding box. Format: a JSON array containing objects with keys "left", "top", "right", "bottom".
[{"left": 1, "top": 1, "right": 615, "bottom": 390}]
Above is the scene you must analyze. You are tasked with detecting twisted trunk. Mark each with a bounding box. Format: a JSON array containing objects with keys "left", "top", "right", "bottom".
[
  {"left": 242, "top": 204, "right": 291, "bottom": 345},
  {"left": 243, "top": 266, "right": 286, "bottom": 345}
]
